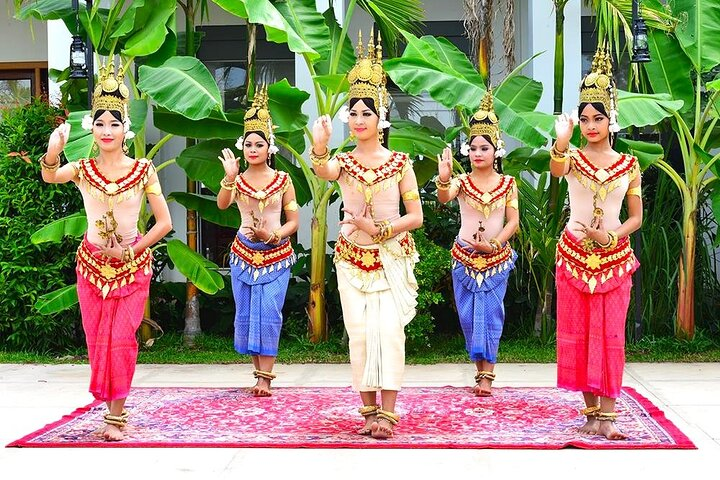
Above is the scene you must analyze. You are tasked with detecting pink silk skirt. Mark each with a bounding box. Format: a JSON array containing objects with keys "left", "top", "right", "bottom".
[{"left": 76, "top": 238, "right": 151, "bottom": 401}]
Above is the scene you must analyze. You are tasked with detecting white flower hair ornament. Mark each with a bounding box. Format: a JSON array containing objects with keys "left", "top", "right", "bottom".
[
  {"left": 378, "top": 105, "right": 391, "bottom": 129},
  {"left": 81, "top": 114, "right": 93, "bottom": 131},
  {"left": 609, "top": 108, "right": 620, "bottom": 133},
  {"left": 122, "top": 105, "right": 135, "bottom": 139},
  {"left": 267, "top": 119, "right": 279, "bottom": 155},
  {"left": 495, "top": 139, "right": 506, "bottom": 158},
  {"left": 460, "top": 142, "right": 471, "bottom": 157},
  {"left": 338, "top": 105, "right": 349, "bottom": 123},
  {"left": 235, "top": 136, "right": 244, "bottom": 151}
]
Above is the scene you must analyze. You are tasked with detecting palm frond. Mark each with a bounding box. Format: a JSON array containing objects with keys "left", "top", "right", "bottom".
[{"left": 356, "top": 0, "right": 425, "bottom": 57}]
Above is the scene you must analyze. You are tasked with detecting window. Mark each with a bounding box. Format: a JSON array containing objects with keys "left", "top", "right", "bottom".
[{"left": 0, "top": 62, "right": 48, "bottom": 110}]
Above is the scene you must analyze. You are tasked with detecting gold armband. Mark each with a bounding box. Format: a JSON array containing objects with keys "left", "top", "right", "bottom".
[
  {"left": 506, "top": 198, "right": 519, "bottom": 210},
  {"left": 39, "top": 153, "right": 60, "bottom": 172},
  {"left": 401, "top": 189, "right": 420, "bottom": 201},
  {"left": 283, "top": 200, "right": 299, "bottom": 211},
  {"left": 626, "top": 186, "right": 641, "bottom": 197},
  {"left": 310, "top": 148, "right": 330, "bottom": 166},
  {"left": 145, "top": 182, "right": 163, "bottom": 196}
]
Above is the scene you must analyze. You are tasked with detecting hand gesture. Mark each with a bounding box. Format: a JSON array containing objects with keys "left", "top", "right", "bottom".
[
  {"left": 218, "top": 148, "right": 240, "bottom": 179},
  {"left": 47, "top": 123, "right": 71, "bottom": 158},
  {"left": 438, "top": 147, "right": 453, "bottom": 181},
  {"left": 312, "top": 114, "right": 332, "bottom": 152},
  {"left": 95, "top": 234, "right": 123, "bottom": 260},
  {"left": 554, "top": 113, "right": 574, "bottom": 145},
  {"left": 339, "top": 204, "right": 375, "bottom": 237},
  {"left": 573, "top": 220, "right": 609, "bottom": 245},
  {"left": 467, "top": 224, "right": 493, "bottom": 253},
  {"left": 248, "top": 216, "right": 270, "bottom": 243}
]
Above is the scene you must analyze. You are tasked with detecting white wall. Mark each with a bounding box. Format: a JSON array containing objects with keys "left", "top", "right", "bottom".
[{"left": 0, "top": 4, "right": 47, "bottom": 62}]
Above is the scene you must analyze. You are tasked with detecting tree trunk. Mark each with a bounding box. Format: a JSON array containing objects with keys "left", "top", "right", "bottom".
[
  {"left": 676, "top": 208, "right": 696, "bottom": 339},
  {"left": 183, "top": 3, "right": 202, "bottom": 346},
  {"left": 307, "top": 197, "right": 330, "bottom": 342}
]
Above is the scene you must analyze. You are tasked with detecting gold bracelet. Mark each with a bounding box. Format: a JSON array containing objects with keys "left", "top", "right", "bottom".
[
  {"left": 310, "top": 147, "right": 330, "bottom": 166},
  {"left": 264, "top": 230, "right": 281, "bottom": 245},
  {"left": 550, "top": 143, "right": 569, "bottom": 164},
  {"left": 435, "top": 176, "right": 453, "bottom": 191},
  {"left": 607, "top": 230, "right": 618, "bottom": 250},
  {"left": 489, "top": 238, "right": 502, "bottom": 252},
  {"left": 39, "top": 153, "right": 60, "bottom": 171},
  {"left": 220, "top": 176, "right": 236, "bottom": 191},
  {"left": 371, "top": 220, "right": 391, "bottom": 244},
  {"left": 596, "top": 232, "right": 613, "bottom": 249}
]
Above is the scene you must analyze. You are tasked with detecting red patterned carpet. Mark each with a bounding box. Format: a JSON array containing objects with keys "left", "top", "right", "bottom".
[{"left": 7, "top": 386, "right": 694, "bottom": 449}]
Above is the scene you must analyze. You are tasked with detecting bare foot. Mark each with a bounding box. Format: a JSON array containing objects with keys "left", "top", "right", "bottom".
[
  {"left": 597, "top": 420, "right": 627, "bottom": 440},
  {"left": 102, "top": 423, "right": 124, "bottom": 441},
  {"left": 370, "top": 418, "right": 394, "bottom": 439},
  {"left": 250, "top": 377, "right": 272, "bottom": 397},
  {"left": 579, "top": 418, "right": 599, "bottom": 435},
  {"left": 357, "top": 413, "right": 376, "bottom": 435},
  {"left": 473, "top": 377, "right": 493, "bottom": 397}
]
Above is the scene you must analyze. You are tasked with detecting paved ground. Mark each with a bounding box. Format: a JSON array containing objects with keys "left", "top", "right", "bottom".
[{"left": 1, "top": 362, "right": 719, "bottom": 479}]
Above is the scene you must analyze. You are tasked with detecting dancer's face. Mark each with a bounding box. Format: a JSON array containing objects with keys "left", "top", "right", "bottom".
[
  {"left": 348, "top": 99, "right": 380, "bottom": 143},
  {"left": 92, "top": 110, "right": 125, "bottom": 154},
  {"left": 243, "top": 133, "right": 270, "bottom": 166},
  {"left": 469, "top": 135, "right": 495, "bottom": 171},
  {"left": 579, "top": 103, "right": 610, "bottom": 145}
]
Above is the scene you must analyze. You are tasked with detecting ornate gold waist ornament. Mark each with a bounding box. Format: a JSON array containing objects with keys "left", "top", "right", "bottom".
[
  {"left": 230, "top": 236, "right": 295, "bottom": 281},
  {"left": 556, "top": 229, "right": 635, "bottom": 294},
  {"left": 76, "top": 239, "right": 152, "bottom": 299},
  {"left": 451, "top": 241, "right": 514, "bottom": 286},
  {"left": 334, "top": 231, "right": 416, "bottom": 273}
]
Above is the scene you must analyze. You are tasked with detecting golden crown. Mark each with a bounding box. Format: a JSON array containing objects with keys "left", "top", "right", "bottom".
[
  {"left": 469, "top": 89, "right": 500, "bottom": 147},
  {"left": 347, "top": 29, "right": 389, "bottom": 111},
  {"left": 579, "top": 47, "right": 615, "bottom": 115},
  {"left": 92, "top": 61, "right": 129, "bottom": 119},
  {"left": 244, "top": 85, "right": 274, "bottom": 139}
]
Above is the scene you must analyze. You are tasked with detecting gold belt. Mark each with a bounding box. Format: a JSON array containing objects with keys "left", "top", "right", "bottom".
[
  {"left": 230, "top": 236, "right": 294, "bottom": 268},
  {"left": 76, "top": 240, "right": 152, "bottom": 298},
  {"left": 334, "top": 232, "right": 416, "bottom": 272},
  {"left": 451, "top": 241, "right": 512, "bottom": 273}
]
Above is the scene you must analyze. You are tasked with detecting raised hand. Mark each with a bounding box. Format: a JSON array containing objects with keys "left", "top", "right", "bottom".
[
  {"left": 218, "top": 147, "right": 240, "bottom": 179},
  {"left": 312, "top": 114, "right": 333, "bottom": 153},
  {"left": 438, "top": 146, "right": 453, "bottom": 181},
  {"left": 47, "top": 123, "right": 71, "bottom": 159},
  {"left": 554, "top": 113, "right": 574, "bottom": 146}
]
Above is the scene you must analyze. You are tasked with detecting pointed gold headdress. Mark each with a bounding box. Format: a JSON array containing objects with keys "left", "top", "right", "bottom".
[
  {"left": 463, "top": 88, "right": 505, "bottom": 158},
  {"left": 579, "top": 47, "right": 619, "bottom": 132},
  {"left": 347, "top": 29, "right": 390, "bottom": 117},
  {"left": 92, "top": 61, "right": 129, "bottom": 120},
  {"left": 236, "top": 85, "right": 279, "bottom": 154}
]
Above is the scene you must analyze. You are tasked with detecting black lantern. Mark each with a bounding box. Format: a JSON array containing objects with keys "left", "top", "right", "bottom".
[
  {"left": 631, "top": 0, "right": 651, "bottom": 63},
  {"left": 69, "top": 34, "right": 88, "bottom": 79}
]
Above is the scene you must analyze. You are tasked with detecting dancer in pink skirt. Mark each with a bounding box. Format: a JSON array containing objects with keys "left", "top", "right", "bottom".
[
  {"left": 40, "top": 61, "right": 172, "bottom": 441},
  {"left": 551, "top": 47, "right": 642, "bottom": 440}
]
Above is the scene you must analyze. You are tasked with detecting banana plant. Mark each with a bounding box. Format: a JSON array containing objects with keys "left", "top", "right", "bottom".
[{"left": 635, "top": 0, "right": 720, "bottom": 339}]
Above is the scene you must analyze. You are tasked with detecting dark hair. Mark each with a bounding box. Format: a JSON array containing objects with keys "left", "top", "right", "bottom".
[
  {"left": 243, "top": 130, "right": 275, "bottom": 168},
  {"left": 348, "top": 97, "right": 389, "bottom": 148},
  {"left": 468, "top": 134, "right": 503, "bottom": 174},
  {"left": 92, "top": 109, "right": 123, "bottom": 122},
  {"left": 577, "top": 101, "right": 616, "bottom": 145}
]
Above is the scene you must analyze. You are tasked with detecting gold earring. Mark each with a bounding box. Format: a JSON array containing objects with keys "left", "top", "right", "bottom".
[
  {"left": 91, "top": 142, "right": 99, "bottom": 156},
  {"left": 378, "top": 130, "right": 384, "bottom": 144}
]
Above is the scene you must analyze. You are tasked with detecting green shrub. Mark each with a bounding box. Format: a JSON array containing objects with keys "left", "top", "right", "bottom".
[
  {"left": 0, "top": 99, "right": 84, "bottom": 352},
  {"left": 406, "top": 227, "right": 452, "bottom": 350}
]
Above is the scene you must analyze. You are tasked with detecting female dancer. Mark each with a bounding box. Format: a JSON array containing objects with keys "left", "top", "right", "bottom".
[
  {"left": 437, "top": 90, "right": 518, "bottom": 396},
  {"left": 217, "top": 86, "right": 299, "bottom": 397},
  {"left": 310, "top": 31, "right": 422, "bottom": 439},
  {"left": 551, "top": 48, "right": 642, "bottom": 440},
  {"left": 40, "top": 61, "right": 172, "bottom": 441}
]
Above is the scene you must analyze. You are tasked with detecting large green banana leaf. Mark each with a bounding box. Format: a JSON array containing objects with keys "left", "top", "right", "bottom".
[
  {"left": 153, "top": 108, "right": 244, "bottom": 140},
  {"left": 34, "top": 284, "right": 79, "bottom": 315},
  {"left": 169, "top": 193, "right": 241, "bottom": 229},
  {"left": 212, "top": 0, "right": 319, "bottom": 61},
  {"left": 645, "top": 30, "right": 694, "bottom": 114},
  {"left": 674, "top": 0, "right": 720, "bottom": 73},
  {"left": 166, "top": 239, "right": 224, "bottom": 294},
  {"left": 138, "top": 56, "right": 223, "bottom": 120},
  {"left": 31, "top": 212, "right": 87, "bottom": 244}
]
